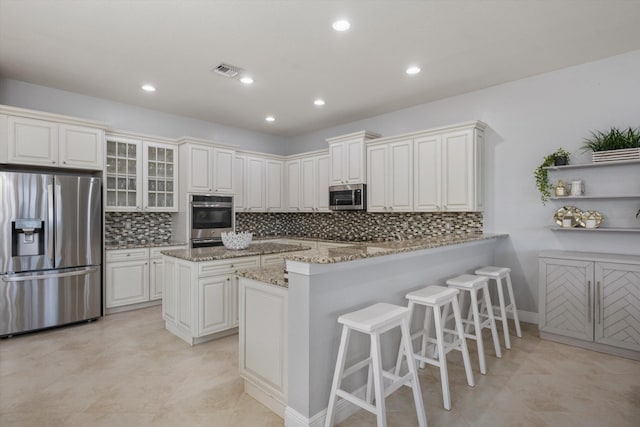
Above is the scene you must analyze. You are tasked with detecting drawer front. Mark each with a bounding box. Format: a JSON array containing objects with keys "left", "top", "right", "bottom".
[
  {"left": 106, "top": 248, "right": 149, "bottom": 262},
  {"left": 150, "top": 245, "right": 187, "bottom": 258},
  {"left": 198, "top": 256, "right": 260, "bottom": 277}
]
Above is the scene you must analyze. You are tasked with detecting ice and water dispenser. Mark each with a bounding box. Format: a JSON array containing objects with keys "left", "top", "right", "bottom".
[{"left": 11, "top": 219, "right": 45, "bottom": 257}]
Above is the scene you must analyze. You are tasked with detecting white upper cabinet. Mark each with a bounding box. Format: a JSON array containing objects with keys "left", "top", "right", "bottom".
[
  {"left": 367, "top": 139, "right": 413, "bottom": 212},
  {"left": 143, "top": 141, "right": 178, "bottom": 211},
  {"left": 298, "top": 153, "right": 329, "bottom": 212},
  {"left": 413, "top": 134, "right": 442, "bottom": 211},
  {"left": 105, "top": 136, "right": 143, "bottom": 211},
  {"left": 327, "top": 131, "right": 380, "bottom": 185},
  {"left": 234, "top": 154, "right": 246, "bottom": 210},
  {"left": 441, "top": 127, "right": 484, "bottom": 211},
  {"left": 245, "top": 156, "right": 266, "bottom": 211},
  {"left": 59, "top": 124, "right": 104, "bottom": 169},
  {"left": 266, "top": 159, "right": 284, "bottom": 211},
  {"left": 181, "top": 142, "right": 234, "bottom": 195},
  {"left": 414, "top": 122, "right": 485, "bottom": 212},
  {"left": 106, "top": 134, "right": 178, "bottom": 212},
  {"left": 0, "top": 109, "right": 106, "bottom": 170},
  {"left": 285, "top": 159, "right": 301, "bottom": 211}
]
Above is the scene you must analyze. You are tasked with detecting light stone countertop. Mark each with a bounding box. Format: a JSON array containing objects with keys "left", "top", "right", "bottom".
[
  {"left": 233, "top": 233, "right": 507, "bottom": 288},
  {"left": 235, "top": 264, "right": 288, "bottom": 288},
  {"left": 105, "top": 240, "right": 188, "bottom": 250},
  {"left": 160, "top": 242, "right": 312, "bottom": 262},
  {"left": 282, "top": 233, "right": 508, "bottom": 264}
]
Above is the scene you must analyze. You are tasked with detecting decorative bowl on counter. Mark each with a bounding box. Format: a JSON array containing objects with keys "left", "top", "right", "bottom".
[{"left": 221, "top": 231, "right": 253, "bottom": 250}]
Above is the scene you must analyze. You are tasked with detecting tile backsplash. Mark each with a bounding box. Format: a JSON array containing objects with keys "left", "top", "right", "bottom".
[
  {"left": 236, "top": 211, "right": 483, "bottom": 242},
  {"left": 105, "top": 212, "right": 173, "bottom": 245}
]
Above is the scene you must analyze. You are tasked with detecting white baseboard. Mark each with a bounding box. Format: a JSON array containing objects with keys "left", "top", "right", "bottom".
[
  {"left": 510, "top": 309, "right": 538, "bottom": 325},
  {"left": 284, "top": 385, "right": 366, "bottom": 427}
]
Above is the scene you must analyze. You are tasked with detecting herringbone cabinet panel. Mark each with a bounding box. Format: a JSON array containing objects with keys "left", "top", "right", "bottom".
[
  {"left": 595, "top": 262, "right": 640, "bottom": 351},
  {"left": 539, "top": 258, "right": 593, "bottom": 341}
]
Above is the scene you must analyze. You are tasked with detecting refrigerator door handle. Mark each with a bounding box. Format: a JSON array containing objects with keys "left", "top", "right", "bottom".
[
  {"left": 55, "top": 184, "right": 62, "bottom": 263},
  {"left": 1, "top": 267, "right": 99, "bottom": 282},
  {"left": 47, "top": 183, "right": 55, "bottom": 266}
]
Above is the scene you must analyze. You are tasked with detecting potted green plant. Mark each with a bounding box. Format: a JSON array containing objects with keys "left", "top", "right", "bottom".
[
  {"left": 534, "top": 148, "right": 571, "bottom": 204},
  {"left": 583, "top": 127, "right": 640, "bottom": 163}
]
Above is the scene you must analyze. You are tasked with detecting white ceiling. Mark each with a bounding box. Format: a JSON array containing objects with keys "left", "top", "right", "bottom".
[{"left": 2, "top": 0, "right": 640, "bottom": 137}]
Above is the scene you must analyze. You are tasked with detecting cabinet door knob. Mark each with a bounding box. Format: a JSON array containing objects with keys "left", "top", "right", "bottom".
[
  {"left": 63, "top": 161, "right": 66, "bottom": 164},
  {"left": 52, "top": 160, "right": 56, "bottom": 164},
  {"left": 230, "top": 264, "right": 234, "bottom": 268},
  {"left": 127, "top": 254, "right": 131, "bottom": 257},
  {"left": 226, "top": 278, "right": 230, "bottom": 281}
]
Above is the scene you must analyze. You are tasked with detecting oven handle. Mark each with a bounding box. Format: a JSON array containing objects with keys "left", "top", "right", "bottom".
[
  {"left": 1, "top": 267, "right": 99, "bottom": 282},
  {"left": 191, "top": 203, "right": 233, "bottom": 208}
]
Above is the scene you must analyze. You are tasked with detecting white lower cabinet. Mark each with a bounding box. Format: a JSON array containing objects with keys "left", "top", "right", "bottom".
[
  {"left": 105, "top": 245, "right": 185, "bottom": 311},
  {"left": 238, "top": 276, "right": 288, "bottom": 417},
  {"left": 163, "top": 255, "right": 260, "bottom": 345},
  {"left": 539, "top": 251, "right": 640, "bottom": 357}
]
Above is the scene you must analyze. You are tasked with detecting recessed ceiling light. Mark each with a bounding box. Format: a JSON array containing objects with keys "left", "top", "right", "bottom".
[
  {"left": 265, "top": 116, "right": 275, "bottom": 122},
  {"left": 406, "top": 66, "right": 421, "bottom": 75},
  {"left": 314, "top": 99, "right": 325, "bottom": 106},
  {"left": 332, "top": 19, "right": 350, "bottom": 32},
  {"left": 141, "top": 84, "right": 156, "bottom": 92},
  {"left": 239, "top": 76, "right": 254, "bottom": 85}
]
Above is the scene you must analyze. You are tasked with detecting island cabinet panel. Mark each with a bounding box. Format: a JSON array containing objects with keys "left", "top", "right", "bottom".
[
  {"left": 200, "top": 275, "right": 230, "bottom": 335},
  {"left": 163, "top": 254, "right": 260, "bottom": 345},
  {"left": 162, "top": 257, "right": 177, "bottom": 322},
  {"left": 539, "top": 251, "right": 640, "bottom": 358},
  {"left": 239, "top": 277, "right": 288, "bottom": 416}
]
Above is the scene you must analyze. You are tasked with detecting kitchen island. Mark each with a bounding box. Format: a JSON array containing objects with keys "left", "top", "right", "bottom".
[
  {"left": 160, "top": 242, "right": 310, "bottom": 345},
  {"left": 234, "top": 233, "right": 508, "bottom": 425}
]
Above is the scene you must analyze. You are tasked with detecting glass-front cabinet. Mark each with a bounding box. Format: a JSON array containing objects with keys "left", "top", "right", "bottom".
[
  {"left": 105, "top": 134, "right": 178, "bottom": 212},
  {"left": 143, "top": 141, "right": 177, "bottom": 211},
  {"left": 105, "top": 137, "right": 142, "bottom": 211}
]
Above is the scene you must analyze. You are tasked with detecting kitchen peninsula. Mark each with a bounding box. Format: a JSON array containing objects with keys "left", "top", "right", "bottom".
[{"left": 233, "top": 233, "right": 508, "bottom": 424}]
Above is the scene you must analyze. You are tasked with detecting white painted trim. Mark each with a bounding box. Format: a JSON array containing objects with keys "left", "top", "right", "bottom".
[
  {"left": 326, "top": 130, "right": 381, "bottom": 144},
  {"left": 285, "top": 236, "right": 506, "bottom": 276},
  {"left": 177, "top": 136, "right": 238, "bottom": 149},
  {"left": 510, "top": 309, "right": 538, "bottom": 325},
  {"left": 365, "top": 120, "right": 488, "bottom": 146},
  {"left": 284, "top": 385, "right": 366, "bottom": 427},
  {"left": 0, "top": 103, "right": 109, "bottom": 128},
  {"left": 107, "top": 129, "right": 178, "bottom": 145},
  {"left": 245, "top": 380, "right": 286, "bottom": 418}
]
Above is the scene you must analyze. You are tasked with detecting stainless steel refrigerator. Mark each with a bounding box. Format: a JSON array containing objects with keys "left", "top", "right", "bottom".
[{"left": 0, "top": 171, "right": 102, "bottom": 336}]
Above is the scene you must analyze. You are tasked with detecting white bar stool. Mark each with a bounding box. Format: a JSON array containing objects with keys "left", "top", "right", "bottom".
[
  {"left": 446, "top": 274, "right": 502, "bottom": 375},
  {"left": 325, "top": 303, "right": 427, "bottom": 427},
  {"left": 474, "top": 266, "right": 522, "bottom": 349},
  {"left": 394, "top": 286, "right": 475, "bottom": 410}
]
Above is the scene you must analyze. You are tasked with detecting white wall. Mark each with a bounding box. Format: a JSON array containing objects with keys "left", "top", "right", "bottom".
[
  {"left": 289, "top": 49, "right": 640, "bottom": 313},
  {"left": 0, "top": 78, "right": 288, "bottom": 154}
]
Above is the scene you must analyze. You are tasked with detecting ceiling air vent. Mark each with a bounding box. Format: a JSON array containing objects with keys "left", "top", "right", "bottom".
[{"left": 212, "top": 63, "right": 241, "bottom": 78}]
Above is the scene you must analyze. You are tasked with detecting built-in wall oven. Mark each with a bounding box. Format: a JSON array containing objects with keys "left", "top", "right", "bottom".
[{"left": 190, "top": 194, "right": 234, "bottom": 248}]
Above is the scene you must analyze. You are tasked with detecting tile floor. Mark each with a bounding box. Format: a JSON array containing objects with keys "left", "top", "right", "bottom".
[{"left": 1, "top": 306, "right": 639, "bottom": 426}]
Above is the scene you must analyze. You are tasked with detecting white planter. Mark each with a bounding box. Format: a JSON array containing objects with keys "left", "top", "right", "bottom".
[{"left": 592, "top": 147, "right": 640, "bottom": 163}]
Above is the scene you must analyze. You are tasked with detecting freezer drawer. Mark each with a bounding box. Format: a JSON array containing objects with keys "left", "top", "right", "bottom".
[{"left": 0, "top": 266, "right": 101, "bottom": 336}]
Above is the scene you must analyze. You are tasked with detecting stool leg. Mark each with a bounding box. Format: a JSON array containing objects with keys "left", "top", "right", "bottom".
[
  {"left": 451, "top": 298, "right": 475, "bottom": 388},
  {"left": 419, "top": 305, "right": 434, "bottom": 368},
  {"left": 432, "top": 305, "right": 450, "bottom": 410},
  {"left": 440, "top": 303, "right": 451, "bottom": 345},
  {"left": 394, "top": 301, "right": 415, "bottom": 376},
  {"left": 495, "top": 276, "right": 511, "bottom": 349},
  {"left": 464, "top": 292, "right": 475, "bottom": 335},
  {"left": 370, "top": 331, "right": 387, "bottom": 427},
  {"left": 366, "top": 355, "right": 374, "bottom": 404},
  {"left": 400, "top": 318, "right": 428, "bottom": 427},
  {"left": 506, "top": 274, "right": 523, "bottom": 337},
  {"left": 469, "top": 289, "right": 486, "bottom": 374},
  {"left": 325, "top": 326, "right": 351, "bottom": 427},
  {"left": 482, "top": 284, "right": 503, "bottom": 359}
]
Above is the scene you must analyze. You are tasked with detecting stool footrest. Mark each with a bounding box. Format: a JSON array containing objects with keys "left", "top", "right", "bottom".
[
  {"left": 342, "top": 357, "right": 371, "bottom": 379},
  {"left": 336, "top": 389, "right": 377, "bottom": 414}
]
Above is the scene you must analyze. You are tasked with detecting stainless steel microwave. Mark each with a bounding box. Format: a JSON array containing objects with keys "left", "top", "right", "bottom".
[{"left": 329, "top": 184, "right": 366, "bottom": 211}]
